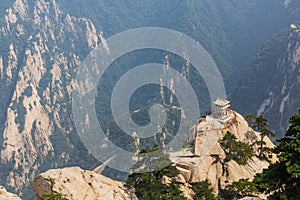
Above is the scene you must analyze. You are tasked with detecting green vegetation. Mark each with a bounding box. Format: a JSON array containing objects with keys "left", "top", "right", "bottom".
[
  {"left": 219, "top": 131, "right": 254, "bottom": 165},
  {"left": 253, "top": 108, "right": 300, "bottom": 199},
  {"left": 245, "top": 114, "right": 274, "bottom": 159},
  {"left": 40, "top": 177, "right": 68, "bottom": 200},
  {"left": 0, "top": 1, "right": 299, "bottom": 199},
  {"left": 192, "top": 180, "right": 221, "bottom": 200},
  {"left": 221, "top": 179, "right": 258, "bottom": 199},
  {"left": 58, "top": 0, "right": 296, "bottom": 88},
  {"left": 41, "top": 192, "right": 68, "bottom": 200},
  {"left": 132, "top": 144, "right": 172, "bottom": 173},
  {"left": 126, "top": 165, "right": 186, "bottom": 200},
  {"left": 232, "top": 28, "right": 300, "bottom": 138},
  {"left": 219, "top": 109, "right": 300, "bottom": 199},
  {"left": 276, "top": 109, "right": 300, "bottom": 177}
]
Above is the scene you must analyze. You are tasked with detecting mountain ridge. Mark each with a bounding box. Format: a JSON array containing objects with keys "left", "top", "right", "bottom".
[
  {"left": 0, "top": 0, "right": 299, "bottom": 198},
  {"left": 232, "top": 24, "right": 300, "bottom": 137},
  {"left": 0, "top": 0, "right": 101, "bottom": 198}
]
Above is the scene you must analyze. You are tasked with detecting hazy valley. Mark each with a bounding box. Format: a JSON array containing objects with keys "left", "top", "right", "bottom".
[{"left": 0, "top": 0, "right": 299, "bottom": 199}]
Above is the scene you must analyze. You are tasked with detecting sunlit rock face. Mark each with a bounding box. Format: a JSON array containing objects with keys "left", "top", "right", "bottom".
[
  {"left": 0, "top": 186, "right": 21, "bottom": 200},
  {"left": 170, "top": 99, "right": 276, "bottom": 195},
  {"left": 32, "top": 167, "right": 137, "bottom": 200}
]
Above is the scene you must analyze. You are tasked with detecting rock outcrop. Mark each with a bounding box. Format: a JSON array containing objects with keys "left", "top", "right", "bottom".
[
  {"left": 0, "top": 186, "right": 21, "bottom": 200},
  {"left": 170, "top": 101, "right": 276, "bottom": 195},
  {"left": 161, "top": 174, "right": 194, "bottom": 200},
  {"left": 32, "top": 167, "right": 137, "bottom": 200}
]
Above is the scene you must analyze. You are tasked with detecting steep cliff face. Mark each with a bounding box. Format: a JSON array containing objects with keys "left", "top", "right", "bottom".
[
  {"left": 232, "top": 25, "right": 300, "bottom": 137},
  {"left": 170, "top": 111, "right": 276, "bottom": 195},
  {"left": 0, "top": 0, "right": 298, "bottom": 198},
  {"left": 0, "top": 0, "right": 100, "bottom": 197}
]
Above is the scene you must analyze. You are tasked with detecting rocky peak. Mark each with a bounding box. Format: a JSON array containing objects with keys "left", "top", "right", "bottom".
[{"left": 170, "top": 108, "right": 276, "bottom": 195}]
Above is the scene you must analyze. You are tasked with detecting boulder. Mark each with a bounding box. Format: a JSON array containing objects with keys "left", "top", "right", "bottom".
[
  {"left": 174, "top": 174, "right": 186, "bottom": 184},
  {"left": 0, "top": 186, "right": 21, "bottom": 200},
  {"left": 161, "top": 175, "right": 172, "bottom": 185},
  {"left": 32, "top": 167, "right": 137, "bottom": 200},
  {"left": 179, "top": 183, "right": 195, "bottom": 200}
]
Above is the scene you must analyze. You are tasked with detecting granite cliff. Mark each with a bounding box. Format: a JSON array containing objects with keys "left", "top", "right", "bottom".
[
  {"left": 0, "top": 0, "right": 101, "bottom": 197},
  {"left": 232, "top": 23, "right": 300, "bottom": 137},
  {"left": 169, "top": 99, "right": 276, "bottom": 196},
  {"left": 29, "top": 100, "right": 275, "bottom": 200}
]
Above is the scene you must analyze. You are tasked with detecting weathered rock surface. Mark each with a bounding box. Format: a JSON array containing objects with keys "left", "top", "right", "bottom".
[
  {"left": 161, "top": 175, "right": 172, "bottom": 185},
  {"left": 179, "top": 183, "right": 195, "bottom": 200},
  {"left": 0, "top": 0, "right": 102, "bottom": 195},
  {"left": 161, "top": 175, "right": 194, "bottom": 200},
  {"left": 0, "top": 186, "right": 21, "bottom": 200},
  {"left": 32, "top": 167, "right": 137, "bottom": 200},
  {"left": 232, "top": 23, "right": 300, "bottom": 137},
  {"left": 170, "top": 109, "right": 276, "bottom": 194},
  {"left": 174, "top": 174, "right": 186, "bottom": 184}
]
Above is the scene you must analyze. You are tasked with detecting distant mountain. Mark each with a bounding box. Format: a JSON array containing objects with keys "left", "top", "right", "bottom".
[
  {"left": 232, "top": 24, "right": 300, "bottom": 137},
  {"left": 0, "top": 0, "right": 100, "bottom": 198},
  {"left": 0, "top": 0, "right": 299, "bottom": 199},
  {"left": 56, "top": 0, "right": 298, "bottom": 88}
]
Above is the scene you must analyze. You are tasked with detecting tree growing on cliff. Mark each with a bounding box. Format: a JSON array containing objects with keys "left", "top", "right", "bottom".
[
  {"left": 126, "top": 165, "right": 186, "bottom": 200},
  {"left": 245, "top": 114, "right": 274, "bottom": 159},
  {"left": 192, "top": 180, "right": 222, "bottom": 200},
  {"left": 221, "top": 178, "right": 258, "bottom": 199},
  {"left": 253, "top": 109, "right": 300, "bottom": 199},
  {"left": 219, "top": 131, "right": 254, "bottom": 165},
  {"left": 42, "top": 192, "right": 68, "bottom": 200}
]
